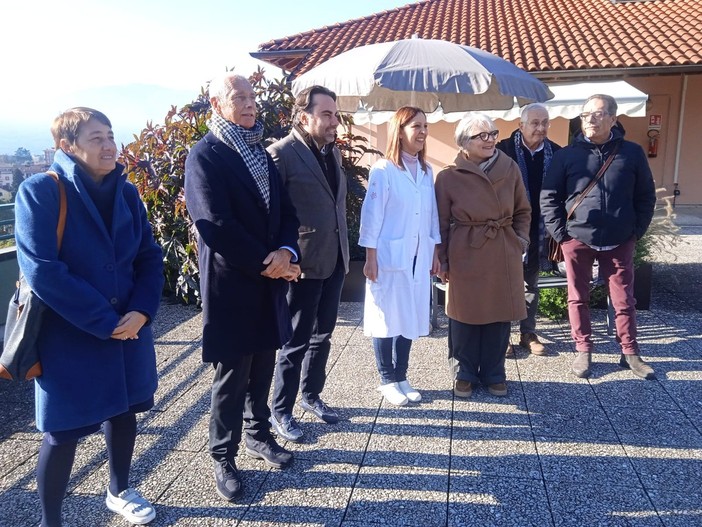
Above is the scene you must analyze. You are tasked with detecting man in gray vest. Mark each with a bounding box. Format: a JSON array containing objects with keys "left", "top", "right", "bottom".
[{"left": 267, "top": 85, "right": 349, "bottom": 442}]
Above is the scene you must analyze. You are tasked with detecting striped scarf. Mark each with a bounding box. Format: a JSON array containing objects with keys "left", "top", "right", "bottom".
[{"left": 208, "top": 113, "right": 270, "bottom": 210}]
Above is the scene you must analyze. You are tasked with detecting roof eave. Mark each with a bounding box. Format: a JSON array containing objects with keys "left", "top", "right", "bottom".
[
  {"left": 535, "top": 64, "right": 702, "bottom": 82},
  {"left": 250, "top": 49, "right": 312, "bottom": 73}
]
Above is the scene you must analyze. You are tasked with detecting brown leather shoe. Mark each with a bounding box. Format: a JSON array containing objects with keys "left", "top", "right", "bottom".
[
  {"left": 488, "top": 382, "right": 508, "bottom": 396},
  {"left": 519, "top": 333, "right": 547, "bottom": 356},
  {"left": 454, "top": 380, "right": 472, "bottom": 398}
]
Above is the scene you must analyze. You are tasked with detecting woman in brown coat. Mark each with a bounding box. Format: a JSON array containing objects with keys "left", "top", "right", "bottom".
[{"left": 435, "top": 113, "right": 531, "bottom": 398}]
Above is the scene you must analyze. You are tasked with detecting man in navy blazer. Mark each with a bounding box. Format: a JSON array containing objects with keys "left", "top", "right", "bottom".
[
  {"left": 184, "top": 73, "right": 301, "bottom": 501},
  {"left": 267, "top": 86, "right": 349, "bottom": 442}
]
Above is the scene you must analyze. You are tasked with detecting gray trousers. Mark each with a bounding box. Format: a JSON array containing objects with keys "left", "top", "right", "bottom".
[{"left": 521, "top": 242, "right": 541, "bottom": 335}]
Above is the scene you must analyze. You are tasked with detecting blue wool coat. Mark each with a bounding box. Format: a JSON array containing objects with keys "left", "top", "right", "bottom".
[
  {"left": 14, "top": 150, "right": 164, "bottom": 432},
  {"left": 184, "top": 132, "right": 300, "bottom": 363}
]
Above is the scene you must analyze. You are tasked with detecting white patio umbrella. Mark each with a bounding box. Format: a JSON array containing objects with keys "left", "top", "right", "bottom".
[{"left": 291, "top": 37, "right": 553, "bottom": 114}]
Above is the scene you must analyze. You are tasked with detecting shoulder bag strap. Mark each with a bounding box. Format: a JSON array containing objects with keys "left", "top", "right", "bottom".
[
  {"left": 45, "top": 171, "right": 67, "bottom": 250},
  {"left": 566, "top": 142, "right": 621, "bottom": 220}
]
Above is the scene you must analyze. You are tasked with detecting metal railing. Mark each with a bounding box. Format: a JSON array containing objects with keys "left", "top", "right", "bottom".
[{"left": 0, "top": 203, "right": 15, "bottom": 242}]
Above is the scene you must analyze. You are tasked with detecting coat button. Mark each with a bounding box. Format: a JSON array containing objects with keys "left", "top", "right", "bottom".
[
  {"left": 335, "top": 228, "right": 339, "bottom": 233},
  {"left": 105, "top": 264, "right": 114, "bottom": 271},
  {"left": 110, "top": 298, "right": 118, "bottom": 305}
]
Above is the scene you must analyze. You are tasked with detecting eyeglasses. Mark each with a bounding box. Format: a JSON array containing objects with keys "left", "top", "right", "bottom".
[
  {"left": 527, "top": 119, "right": 550, "bottom": 129},
  {"left": 469, "top": 130, "right": 499, "bottom": 141},
  {"left": 579, "top": 111, "right": 609, "bottom": 121}
]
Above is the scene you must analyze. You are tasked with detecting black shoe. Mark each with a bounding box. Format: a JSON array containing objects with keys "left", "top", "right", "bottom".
[
  {"left": 299, "top": 398, "right": 339, "bottom": 424},
  {"left": 245, "top": 437, "right": 293, "bottom": 469},
  {"left": 620, "top": 353, "right": 656, "bottom": 380},
  {"left": 213, "top": 459, "right": 242, "bottom": 501}
]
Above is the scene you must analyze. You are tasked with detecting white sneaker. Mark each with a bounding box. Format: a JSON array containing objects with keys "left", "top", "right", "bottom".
[
  {"left": 377, "top": 382, "right": 408, "bottom": 406},
  {"left": 397, "top": 380, "right": 422, "bottom": 402},
  {"left": 106, "top": 487, "right": 156, "bottom": 525}
]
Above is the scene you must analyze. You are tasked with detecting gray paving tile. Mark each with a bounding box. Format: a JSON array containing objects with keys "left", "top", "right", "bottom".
[
  {"left": 591, "top": 377, "right": 678, "bottom": 410},
  {"left": 448, "top": 473, "right": 553, "bottom": 527},
  {"left": 521, "top": 381, "right": 596, "bottom": 414},
  {"left": 537, "top": 440, "right": 638, "bottom": 486},
  {"left": 142, "top": 403, "right": 209, "bottom": 453},
  {"left": 346, "top": 465, "right": 448, "bottom": 527},
  {"left": 451, "top": 438, "right": 541, "bottom": 481},
  {"left": 0, "top": 487, "right": 40, "bottom": 526},
  {"left": 364, "top": 417, "right": 451, "bottom": 469},
  {"left": 623, "top": 445, "right": 702, "bottom": 495},
  {"left": 547, "top": 481, "right": 664, "bottom": 526},
  {"left": 647, "top": 489, "right": 702, "bottom": 527},
  {"left": 605, "top": 407, "right": 702, "bottom": 448},
  {"left": 530, "top": 406, "right": 619, "bottom": 442},
  {"left": 245, "top": 459, "right": 355, "bottom": 525},
  {"left": 0, "top": 437, "right": 38, "bottom": 479},
  {"left": 451, "top": 406, "right": 533, "bottom": 441},
  {"left": 281, "top": 413, "right": 375, "bottom": 465}
]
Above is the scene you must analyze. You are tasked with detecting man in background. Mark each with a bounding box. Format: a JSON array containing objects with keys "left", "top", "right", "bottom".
[{"left": 497, "top": 103, "right": 561, "bottom": 356}]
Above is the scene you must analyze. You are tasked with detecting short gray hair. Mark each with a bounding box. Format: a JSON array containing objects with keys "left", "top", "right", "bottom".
[
  {"left": 454, "top": 113, "right": 496, "bottom": 149},
  {"left": 208, "top": 72, "right": 249, "bottom": 102},
  {"left": 520, "top": 103, "right": 548, "bottom": 123}
]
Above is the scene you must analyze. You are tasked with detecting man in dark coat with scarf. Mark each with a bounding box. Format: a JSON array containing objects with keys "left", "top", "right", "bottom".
[
  {"left": 185, "top": 73, "right": 301, "bottom": 501},
  {"left": 497, "top": 103, "right": 561, "bottom": 356}
]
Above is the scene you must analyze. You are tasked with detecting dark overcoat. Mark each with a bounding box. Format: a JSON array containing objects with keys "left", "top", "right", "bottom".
[
  {"left": 15, "top": 150, "right": 164, "bottom": 432},
  {"left": 184, "top": 132, "right": 300, "bottom": 363}
]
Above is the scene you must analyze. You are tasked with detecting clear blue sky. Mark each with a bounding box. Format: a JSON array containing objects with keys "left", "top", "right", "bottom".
[{"left": 0, "top": 0, "right": 413, "bottom": 154}]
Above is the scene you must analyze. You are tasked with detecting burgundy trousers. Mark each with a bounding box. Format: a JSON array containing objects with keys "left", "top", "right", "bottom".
[{"left": 561, "top": 236, "right": 639, "bottom": 355}]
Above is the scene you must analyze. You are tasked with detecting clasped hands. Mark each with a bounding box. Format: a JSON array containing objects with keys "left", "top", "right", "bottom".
[
  {"left": 111, "top": 311, "right": 148, "bottom": 341},
  {"left": 261, "top": 248, "right": 301, "bottom": 282}
]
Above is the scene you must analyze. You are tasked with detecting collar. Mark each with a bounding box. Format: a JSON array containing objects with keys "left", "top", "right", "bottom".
[{"left": 520, "top": 137, "right": 545, "bottom": 155}]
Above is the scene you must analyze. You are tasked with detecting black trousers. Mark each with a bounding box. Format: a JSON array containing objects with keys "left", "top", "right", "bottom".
[
  {"left": 209, "top": 349, "right": 275, "bottom": 462},
  {"left": 449, "top": 319, "right": 509, "bottom": 385},
  {"left": 272, "top": 255, "right": 345, "bottom": 418}
]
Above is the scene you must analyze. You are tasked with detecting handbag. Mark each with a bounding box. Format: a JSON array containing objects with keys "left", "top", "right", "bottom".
[
  {"left": 1, "top": 171, "right": 67, "bottom": 381},
  {"left": 547, "top": 144, "right": 620, "bottom": 263}
]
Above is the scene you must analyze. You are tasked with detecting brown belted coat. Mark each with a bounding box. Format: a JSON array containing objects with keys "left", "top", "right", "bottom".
[{"left": 435, "top": 150, "right": 531, "bottom": 325}]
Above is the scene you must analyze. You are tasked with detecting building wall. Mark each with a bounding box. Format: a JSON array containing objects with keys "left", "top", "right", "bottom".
[{"left": 351, "top": 73, "right": 702, "bottom": 205}]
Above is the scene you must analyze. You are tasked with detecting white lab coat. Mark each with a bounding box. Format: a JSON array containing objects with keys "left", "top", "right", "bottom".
[{"left": 359, "top": 159, "right": 441, "bottom": 339}]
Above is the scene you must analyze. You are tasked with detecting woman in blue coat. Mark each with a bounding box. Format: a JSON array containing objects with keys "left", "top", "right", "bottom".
[{"left": 14, "top": 107, "right": 164, "bottom": 526}]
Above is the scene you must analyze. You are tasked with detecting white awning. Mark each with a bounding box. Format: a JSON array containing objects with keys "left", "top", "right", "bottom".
[{"left": 350, "top": 80, "right": 648, "bottom": 124}]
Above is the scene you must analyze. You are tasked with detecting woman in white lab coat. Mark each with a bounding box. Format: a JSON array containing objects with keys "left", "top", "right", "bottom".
[{"left": 359, "top": 106, "right": 441, "bottom": 406}]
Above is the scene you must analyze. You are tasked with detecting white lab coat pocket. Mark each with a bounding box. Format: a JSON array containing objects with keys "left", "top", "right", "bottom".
[{"left": 376, "top": 238, "right": 409, "bottom": 271}]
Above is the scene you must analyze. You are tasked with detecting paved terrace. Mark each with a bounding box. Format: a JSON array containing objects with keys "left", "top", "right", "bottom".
[{"left": 1, "top": 208, "right": 701, "bottom": 527}]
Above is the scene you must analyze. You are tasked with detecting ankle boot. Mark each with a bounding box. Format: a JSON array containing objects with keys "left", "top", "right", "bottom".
[
  {"left": 572, "top": 352, "right": 592, "bottom": 378},
  {"left": 619, "top": 354, "right": 656, "bottom": 380}
]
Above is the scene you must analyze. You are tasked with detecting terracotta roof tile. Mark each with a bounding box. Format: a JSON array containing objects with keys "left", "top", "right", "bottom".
[{"left": 255, "top": 0, "right": 702, "bottom": 76}]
